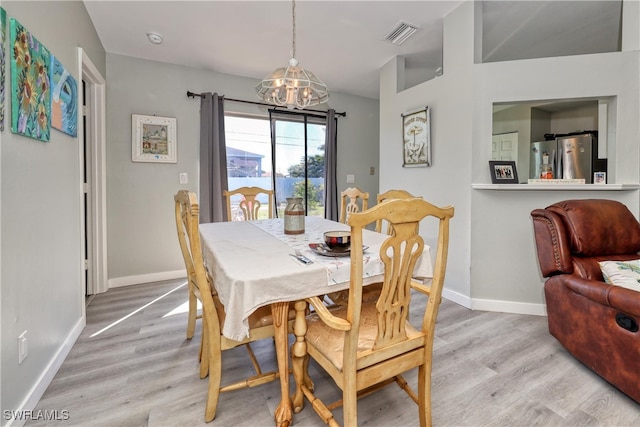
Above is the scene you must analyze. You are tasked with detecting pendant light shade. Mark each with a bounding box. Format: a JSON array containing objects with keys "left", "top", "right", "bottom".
[{"left": 255, "top": 0, "right": 329, "bottom": 110}]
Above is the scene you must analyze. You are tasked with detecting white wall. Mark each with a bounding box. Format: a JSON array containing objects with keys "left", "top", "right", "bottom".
[
  {"left": 1, "top": 1, "right": 105, "bottom": 421},
  {"left": 105, "top": 53, "right": 379, "bottom": 285},
  {"left": 379, "top": 1, "right": 640, "bottom": 313}
]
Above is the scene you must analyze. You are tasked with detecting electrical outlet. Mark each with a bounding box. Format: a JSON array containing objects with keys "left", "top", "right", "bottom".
[
  {"left": 18, "top": 331, "right": 28, "bottom": 364},
  {"left": 369, "top": 166, "right": 375, "bottom": 175},
  {"left": 179, "top": 173, "right": 188, "bottom": 184},
  {"left": 346, "top": 174, "right": 355, "bottom": 184}
]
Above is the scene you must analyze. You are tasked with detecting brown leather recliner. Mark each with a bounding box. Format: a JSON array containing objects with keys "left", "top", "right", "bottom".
[{"left": 531, "top": 199, "right": 640, "bottom": 404}]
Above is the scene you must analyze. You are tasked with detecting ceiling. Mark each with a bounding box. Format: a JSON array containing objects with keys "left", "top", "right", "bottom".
[{"left": 83, "top": 1, "right": 622, "bottom": 101}]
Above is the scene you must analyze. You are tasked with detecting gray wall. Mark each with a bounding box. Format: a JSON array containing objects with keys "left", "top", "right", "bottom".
[
  {"left": 1, "top": 1, "right": 105, "bottom": 419},
  {"left": 379, "top": 0, "right": 640, "bottom": 313},
  {"left": 105, "top": 53, "right": 379, "bottom": 284}
]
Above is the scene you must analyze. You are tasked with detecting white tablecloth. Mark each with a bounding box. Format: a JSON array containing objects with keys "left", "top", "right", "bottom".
[{"left": 199, "top": 216, "right": 432, "bottom": 341}]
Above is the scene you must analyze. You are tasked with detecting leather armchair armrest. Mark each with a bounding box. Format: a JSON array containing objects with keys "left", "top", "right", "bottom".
[
  {"left": 609, "top": 286, "right": 640, "bottom": 317},
  {"left": 531, "top": 209, "right": 574, "bottom": 276},
  {"left": 549, "top": 274, "right": 610, "bottom": 305},
  {"left": 547, "top": 274, "right": 640, "bottom": 316}
]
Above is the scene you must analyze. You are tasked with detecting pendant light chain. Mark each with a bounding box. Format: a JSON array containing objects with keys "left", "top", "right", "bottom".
[{"left": 291, "top": 0, "right": 296, "bottom": 59}]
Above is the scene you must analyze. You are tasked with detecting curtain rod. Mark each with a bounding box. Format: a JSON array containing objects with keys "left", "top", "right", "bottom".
[{"left": 186, "top": 91, "right": 346, "bottom": 117}]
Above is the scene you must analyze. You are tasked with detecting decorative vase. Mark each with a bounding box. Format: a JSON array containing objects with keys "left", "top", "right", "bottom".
[{"left": 284, "top": 197, "right": 305, "bottom": 235}]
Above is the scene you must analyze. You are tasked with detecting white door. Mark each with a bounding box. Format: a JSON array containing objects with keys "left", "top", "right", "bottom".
[{"left": 492, "top": 132, "right": 518, "bottom": 161}]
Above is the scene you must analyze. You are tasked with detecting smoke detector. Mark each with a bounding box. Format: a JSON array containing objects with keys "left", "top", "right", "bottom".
[
  {"left": 384, "top": 21, "right": 421, "bottom": 45},
  {"left": 146, "top": 32, "right": 164, "bottom": 45}
]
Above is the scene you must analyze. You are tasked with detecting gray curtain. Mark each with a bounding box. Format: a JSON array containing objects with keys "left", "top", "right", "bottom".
[
  {"left": 324, "top": 109, "right": 338, "bottom": 220},
  {"left": 199, "top": 92, "right": 228, "bottom": 223}
]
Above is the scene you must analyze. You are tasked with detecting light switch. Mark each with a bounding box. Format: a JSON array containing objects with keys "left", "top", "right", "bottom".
[
  {"left": 346, "top": 174, "right": 355, "bottom": 184},
  {"left": 179, "top": 173, "right": 188, "bottom": 184}
]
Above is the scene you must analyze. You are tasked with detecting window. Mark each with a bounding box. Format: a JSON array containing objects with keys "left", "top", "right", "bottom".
[{"left": 224, "top": 112, "right": 327, "bottom": 218}]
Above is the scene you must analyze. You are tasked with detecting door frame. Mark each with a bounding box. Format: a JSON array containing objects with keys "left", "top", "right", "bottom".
[{"left": 77, "top": 48, "right": 108, "bottom": 303}]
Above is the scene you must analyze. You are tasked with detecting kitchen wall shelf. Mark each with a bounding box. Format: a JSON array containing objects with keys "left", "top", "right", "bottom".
[{"left": 472, "top": 184, "right": 640, "bottom": 191}]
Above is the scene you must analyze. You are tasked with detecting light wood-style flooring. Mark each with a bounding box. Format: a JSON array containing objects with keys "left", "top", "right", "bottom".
[{"left": 29, "top": 279, "right": 640, "bottom": 426}]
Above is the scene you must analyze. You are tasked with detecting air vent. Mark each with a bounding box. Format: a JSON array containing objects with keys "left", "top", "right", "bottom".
[{"left": 384, "top": 21, "right": 421, "bottom": 45}]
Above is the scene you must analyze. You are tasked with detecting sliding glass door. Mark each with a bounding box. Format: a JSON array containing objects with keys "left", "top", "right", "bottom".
[{"left": 224, "top": 111, "right": 326, "bottom": 218}]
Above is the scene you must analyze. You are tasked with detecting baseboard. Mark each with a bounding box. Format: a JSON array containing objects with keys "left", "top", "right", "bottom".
[
  {"left": 442, "top": 287, "right": 472, "bottom": 309},
  {"left": 471, "top": 297, "right": 547, "bottom": 316},
  {"left": 442, "top": 287, "right": 547, "bottom": 316},
  {"left": 7, "top": 317, "right": 85, "bottom": 427},
  {"left": 108, "top": 270, "right": 186, "bottom": 288}
]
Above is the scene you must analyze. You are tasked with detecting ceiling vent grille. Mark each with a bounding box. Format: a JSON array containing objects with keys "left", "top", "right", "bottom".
[{"left": 384, "top": 21, "right": 421, "bottom": 45}]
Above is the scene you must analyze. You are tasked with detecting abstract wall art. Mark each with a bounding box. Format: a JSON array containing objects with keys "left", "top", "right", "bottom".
[
  {"left": 0, "top": 8, "right": 6, "bottom": 132},
  {"left": 10, "top": 18, "right": 51, "bottom": 142},
  {"left": 50, "top": 55, "right": 77, "bottom": 137}
]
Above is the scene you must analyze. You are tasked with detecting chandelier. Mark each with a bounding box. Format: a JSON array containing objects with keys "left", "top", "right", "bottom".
[{"left": 255, "top": 0, "right": 329, "bottom": 110}]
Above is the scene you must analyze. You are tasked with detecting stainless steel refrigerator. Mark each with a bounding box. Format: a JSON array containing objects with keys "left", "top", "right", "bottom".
[{"left": 529, "top": 132, "right": 606, "bottom": 183}]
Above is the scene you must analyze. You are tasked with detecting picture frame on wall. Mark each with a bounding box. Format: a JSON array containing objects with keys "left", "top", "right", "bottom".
[
  {"left": 402, "top": 106, "right": 431, "bottom": 167},
  {"left": 132, "top": 114, "right": 177, "bottom": 163},
  {"left": 489, "top": 160, "right": 519, "bottom": 184}
]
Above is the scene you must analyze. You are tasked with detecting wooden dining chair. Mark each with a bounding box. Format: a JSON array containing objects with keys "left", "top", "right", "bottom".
[
  {"left": 291, "top": 198, "right": 454, "bottom": 427},
  {"left": 174, "top": 190, "right": 294, "bottom": 422},
  {"left": 375, "top": 189, "right": 419, "bottom": 234},
  {"left": 339, "top": 187, "right": 370, "bottom": 224},
  {"left": 328, "top": 189, "right": 422, "bottom": 307},
  {"left": 224, "top": 186, "right": 274, "bottom": 221}
]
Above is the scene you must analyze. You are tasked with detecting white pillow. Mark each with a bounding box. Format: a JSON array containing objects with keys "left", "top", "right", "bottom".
[{"left": 598, "top": 260, "right": 640, "bottom": 291}]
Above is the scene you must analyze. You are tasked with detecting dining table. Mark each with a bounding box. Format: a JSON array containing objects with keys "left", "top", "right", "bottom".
[{"left": 199, "top": 215, "right": 433, "bottom": 427}]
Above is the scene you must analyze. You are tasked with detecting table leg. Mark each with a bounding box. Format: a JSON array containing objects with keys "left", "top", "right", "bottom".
[
  {"left": 272, "top": 302, "right": 292, "bottom": 427},
  {"left": 291, "top": 300, "right": 309, "bottom": 413}
]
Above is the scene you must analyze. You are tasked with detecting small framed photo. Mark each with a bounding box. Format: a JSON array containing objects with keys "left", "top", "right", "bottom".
[
  {"left": 402, "top": 106, "right": 431, "bottom": 167},
  {"left": 594, "top": 171, "right": 607, "bottom": 184},
  {"left": 489, "top": 160, "right": 519, "bottom": 184},
  {"left": 132, "top": 114, "right": 177, "bottom": 163}
]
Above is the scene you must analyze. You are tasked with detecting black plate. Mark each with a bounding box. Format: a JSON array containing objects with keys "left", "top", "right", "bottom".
[{"left": 308, "top": 243, "right": 368, "bottom": 257}]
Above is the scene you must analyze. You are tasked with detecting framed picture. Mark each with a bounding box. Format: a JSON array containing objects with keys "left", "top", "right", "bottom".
[
  {"left": 402, "top": 106, "right": 431, "bottom": 167},
  {"left": 594, "top": 171, "right": 606, "bottom": 184},
  {"left": 489, "top": 160, "right": 519, "bottom": 184},
  {"left": 132, "top": 114, "right": 177, "bottom": 163}
]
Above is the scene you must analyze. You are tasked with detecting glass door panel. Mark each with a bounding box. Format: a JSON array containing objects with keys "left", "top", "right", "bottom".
[{"left": 271, "top": 113, "right": 325, "bottom": 218}]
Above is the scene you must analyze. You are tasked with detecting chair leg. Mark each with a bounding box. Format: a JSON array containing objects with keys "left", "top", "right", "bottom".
[
  {"left": 200, "top": 317, "right": 209, "bottom": 379},
  {"left": 417, "top": 361, "right": 432, "bottom": 427},
  {"left": 187, "top": 287, "right": 197, "bottom": 339},
  {"left": 204, "top": 323, "right": 222, "bottom": 423},
  {"left": 244, "top": 343, "right": 263, "bottom": 375},
  {"left": 342, "top": 386, "right": 357, "bottom": 427}
]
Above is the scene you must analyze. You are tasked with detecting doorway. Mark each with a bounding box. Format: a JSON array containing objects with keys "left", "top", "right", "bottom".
[{"left": 78, "top": 48, "right": 107, "bottom": 310}]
